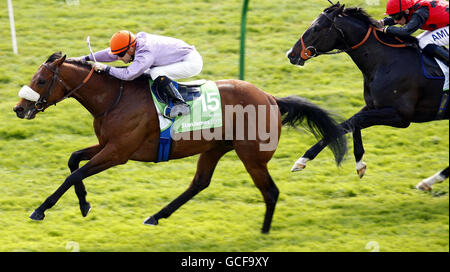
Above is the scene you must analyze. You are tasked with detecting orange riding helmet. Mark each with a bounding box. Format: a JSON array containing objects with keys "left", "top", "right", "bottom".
[
  {"left": 385, "top": 0, "right": 415, "bottom": 15},
  {"left": 109, "top": 30, "right": 137, "bottom": 55}
]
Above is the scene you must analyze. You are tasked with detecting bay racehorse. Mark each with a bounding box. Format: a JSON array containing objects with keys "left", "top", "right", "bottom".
[
  {"left": 286, "top": 3, "right": 449, "bottom": 191},
  {"left": 13, "top": 52, "right": 347, "bottom": 233}
]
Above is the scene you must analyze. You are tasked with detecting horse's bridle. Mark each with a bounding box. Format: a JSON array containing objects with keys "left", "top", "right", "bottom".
[
  {"left": 35, "top": 63, "right": 95, "bottom": 112},
  {"left": 299, "top": 12, "right": 407, "bottom": 61},
  {"left": 299, "top": 12, "right": 372, "bottom": 60}
]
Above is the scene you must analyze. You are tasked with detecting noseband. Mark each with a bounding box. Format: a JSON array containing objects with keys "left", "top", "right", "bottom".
[{"left": 35, "top": 63, "right": 95, "bottom": 112}]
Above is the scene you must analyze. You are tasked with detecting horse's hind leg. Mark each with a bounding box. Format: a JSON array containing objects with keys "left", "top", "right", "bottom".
[
  {"left": 234, "top": 144, "right": 279, "bottom": 234},
  {"left": 68, "top": 144, "right": 102, "bottom": 217},
  {"left": 245, "top": 162, "right": 279, "bottom": 234},
  {"left": 144, "top": 146, "right": 231, "bottom": 226},
  {"left": 416, "top": 166, "right": 449, "bottom": 191}
]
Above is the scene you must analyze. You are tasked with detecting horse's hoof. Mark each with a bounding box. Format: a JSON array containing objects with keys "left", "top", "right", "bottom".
[
  {"left": 357, "top": 165, "right": 367, "bottom": 179},
  {"left": 143, "top": 216, "right": 158, "bottom": 226},
  {"left": 291, "top": 157, "right": 309, "bottom": 172},
  {"left": 80, "top": 202, "right": 91, "bottom": 217},
  {"left": 356, "top": 161, "right": 367, "bottom": 179},
  {"left": 416, "top": 181, "right": 432, "bottom": 192},
  {"left": 291, "top": 163, "right": 306, "bottom": 172},
  {"left": 29, "top": 210, "right": 45, "bottom": 221}
]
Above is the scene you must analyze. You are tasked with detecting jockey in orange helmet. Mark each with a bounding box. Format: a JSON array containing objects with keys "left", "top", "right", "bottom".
[
  {"left": 380, "top": 0, "right": 449, "bottom": 66},
  {"left": 79, "top": 30, "right": 203, "bottom": 118}
]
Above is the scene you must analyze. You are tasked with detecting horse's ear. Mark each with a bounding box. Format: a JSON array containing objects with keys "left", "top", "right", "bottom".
[
  {"left": 54, "top": 54, "right": 66, "bottom": 66},
  {"left": 329, "top": 3, "right": 344, "bottom": 19}
]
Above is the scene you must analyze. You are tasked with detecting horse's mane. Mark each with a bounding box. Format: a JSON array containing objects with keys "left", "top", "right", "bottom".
[
  {"left": 324, "top": 4, "right": 381, "bottom": 28},
  {"left": 46, "top": 51, "right": 94, "bottom": 70},
  {"left": 324, "top": 3, "right": 418, "bottom": 45}
]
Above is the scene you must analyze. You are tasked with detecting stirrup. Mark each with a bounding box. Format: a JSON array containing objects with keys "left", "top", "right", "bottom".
[
  {"left": 162, "top": 104, "right": 190, "bottom": 119},
  {"left": 169, "top": 104, "right": 190, "bottom": 118},
  {"left": 162, "top": 105, "right": 173, "bottom": 119}
]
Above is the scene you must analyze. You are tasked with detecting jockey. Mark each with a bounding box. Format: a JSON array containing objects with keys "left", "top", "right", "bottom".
[
  {"left": 81, "top": 30, "right": 203, "bottom": 118},
  {"left": 380, "top": 0, "right": 449, "bottom": 65}
]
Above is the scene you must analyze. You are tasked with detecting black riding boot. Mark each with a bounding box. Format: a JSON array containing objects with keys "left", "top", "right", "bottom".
[
  {"left": 154, "top": 76, "right": 190, "bottom": 118},
  {"left": 423, "top": 44, "right": 449, "bottom": 66}
]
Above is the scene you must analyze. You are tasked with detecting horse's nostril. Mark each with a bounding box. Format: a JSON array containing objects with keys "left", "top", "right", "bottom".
[{"left": 13, "top": 106, "right": 24, "bottom": 113}]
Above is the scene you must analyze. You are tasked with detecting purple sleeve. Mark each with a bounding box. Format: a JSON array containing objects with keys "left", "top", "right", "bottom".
[
  {"left": 108, "top": 51, "right": 155, "bottom": 81},
  {"left": 85, "top": 48, "right": 118, "bottom": 62}
]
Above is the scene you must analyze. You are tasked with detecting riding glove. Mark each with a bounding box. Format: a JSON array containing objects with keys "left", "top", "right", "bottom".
[{"left": 93, "top": 63, "right": 111, "bottom": 74}]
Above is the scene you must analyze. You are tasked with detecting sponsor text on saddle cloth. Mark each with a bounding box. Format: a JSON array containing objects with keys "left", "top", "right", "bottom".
[{"left": 150, "top": 79, "right": 223, "bottom": 162}]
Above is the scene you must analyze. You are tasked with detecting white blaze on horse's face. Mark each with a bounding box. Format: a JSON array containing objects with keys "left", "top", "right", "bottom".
[
  {"left": 286, "top": 48, "right": 293, "bottom": 58},
  {"left": 18, "top": 85, "right": 40, "bottom": 102}
]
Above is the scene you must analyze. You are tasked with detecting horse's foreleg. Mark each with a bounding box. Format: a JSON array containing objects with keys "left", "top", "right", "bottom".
[
  {"left": 30, "top": 145, "right": 126, "bottom": 221},
  {"left": 292, "top": 125, "right": 350, "bottom": 171},
  {"left": 68, "top": 144, "right": 103, "bottom": 217},
  {"left": 144, "top": 147, "right": 230, "bottom": 226},
  {"left": 291, "top": 107, "right": 366, "bottom": 172},
  {"left": 292, "top": 107, "right": 409, "bottom": 175},
  {"left": 416, "top": 166, "right": 449, "bottom": 191},
  {"left": 352, "top": 129, "right": 367, "bottom": 178},
  {"left": 350, "top": 106, "right": 369, "bottom": 178},
  {"left": 291, "top": 140, "right": 326, "bottom": 171}
]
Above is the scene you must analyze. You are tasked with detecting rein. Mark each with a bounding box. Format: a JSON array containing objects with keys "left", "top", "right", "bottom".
[
  {"left": 300, "top": 26, "right": 372, "bottom": 59},
  {"left": 36, "top": 64, "right": 95, "bottom": 111},
  {"left": 372, "top": 29, "right": 408, "bottom": 48},
  {"left": 94, "top": 81, "right": 123, "bottom": 118},
  {"left": 36, "top": 63, "right": 123, "bottom": 118},
  {"left": 299, "top": 13, "right": 408, "bottom": 60}
]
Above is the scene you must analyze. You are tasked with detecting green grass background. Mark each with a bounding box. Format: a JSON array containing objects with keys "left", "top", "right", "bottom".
[{"left": 0, "top": 0, "right": 448, "bottom": 252}]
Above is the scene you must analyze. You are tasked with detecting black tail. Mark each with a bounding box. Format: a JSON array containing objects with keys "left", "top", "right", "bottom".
[{"left": 276, "top": 95, "right": 347, "bottom": 165}]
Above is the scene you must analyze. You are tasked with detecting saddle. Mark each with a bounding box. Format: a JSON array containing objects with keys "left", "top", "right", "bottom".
[
  {"left": 419, "top": 52, "right": 445, "bottom": 79},
  {"left": 150, "top": 79, "right": 206, "bottom": 105}
]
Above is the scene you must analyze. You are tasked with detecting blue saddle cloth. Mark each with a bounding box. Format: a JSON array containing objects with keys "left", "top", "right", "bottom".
[{"left": 419, "top": 52, "right": 445, "bottom": 80}]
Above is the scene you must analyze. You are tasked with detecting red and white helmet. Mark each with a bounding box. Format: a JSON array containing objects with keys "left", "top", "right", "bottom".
[{"left": 385, "top": 0, "right": 415, "bottom": 15}]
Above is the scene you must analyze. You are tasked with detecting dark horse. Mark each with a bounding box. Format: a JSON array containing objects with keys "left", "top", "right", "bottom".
[
  {"left": 13, "top": 52, "right": 346, "bottom": 233},
  {"left": 287, "top": 3, "right": 449, "bottom": 190}
]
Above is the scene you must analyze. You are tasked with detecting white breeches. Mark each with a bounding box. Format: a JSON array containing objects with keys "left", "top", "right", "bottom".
[{"left": 149, "top": 49, "right": 203, "bottom": 80}]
